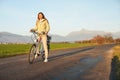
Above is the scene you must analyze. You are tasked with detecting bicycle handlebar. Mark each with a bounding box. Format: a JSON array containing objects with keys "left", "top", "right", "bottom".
[{"left": 30, "top": 30, "right": 46, "bottom": 35}]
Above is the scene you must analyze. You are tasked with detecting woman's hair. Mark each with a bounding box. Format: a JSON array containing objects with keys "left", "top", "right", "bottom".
[
  {"left": 37, "top": 12, "right": 49, "bottom": 24},
  {"left": 37, "top": 12, "right": 47, "bottom": 20}
]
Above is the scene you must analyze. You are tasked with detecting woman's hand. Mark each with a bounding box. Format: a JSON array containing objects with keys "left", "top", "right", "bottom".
[{"left": 30, "top": 29, "right": 35, "bottom": 32}]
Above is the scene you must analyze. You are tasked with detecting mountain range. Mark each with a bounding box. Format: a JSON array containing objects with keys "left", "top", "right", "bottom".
[{"left": 0, "top": 29, "right": 120, "bottom": 43}]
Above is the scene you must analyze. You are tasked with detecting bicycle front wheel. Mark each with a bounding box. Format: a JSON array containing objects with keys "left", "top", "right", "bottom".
[{"left": 28, "top": 44, "right": 36, "bottom": 64}]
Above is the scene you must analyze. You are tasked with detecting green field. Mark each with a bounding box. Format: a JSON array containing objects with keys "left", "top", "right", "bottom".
[
  {"left": 0, "top": 44, "right": 31, "bottom": 58},
  {"left": 0, "top": 43, "right": 95, "bottom": 58}
]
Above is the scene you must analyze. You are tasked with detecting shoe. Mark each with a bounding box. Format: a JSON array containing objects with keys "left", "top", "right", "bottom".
[{"left": 44, "top": 59, "right": 48, "bottom": 62}]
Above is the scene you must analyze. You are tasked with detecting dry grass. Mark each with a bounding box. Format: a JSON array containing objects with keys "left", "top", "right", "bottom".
[{"left": 112, "top": 44, "right": 120, "bottom": 80}]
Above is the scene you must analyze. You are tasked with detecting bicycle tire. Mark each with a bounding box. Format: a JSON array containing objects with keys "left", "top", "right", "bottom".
[{"left": 28, "top": 44, "right": 36, "bottom": 64}]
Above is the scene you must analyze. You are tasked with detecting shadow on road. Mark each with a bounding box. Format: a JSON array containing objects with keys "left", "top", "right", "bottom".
[
  {"left": 33, "top": 47, "right": 94, "bottom": 64},
  {"left": 110, "top": 56, "right": 120, "bottom": 80},
  {"left": 48, "top": 47, "right": 94, "bottom": 61}
]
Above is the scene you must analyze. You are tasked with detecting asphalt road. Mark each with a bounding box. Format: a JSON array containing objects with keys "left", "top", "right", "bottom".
[{"left": 0, "top": 44, "right": 116, "bottom": 80}]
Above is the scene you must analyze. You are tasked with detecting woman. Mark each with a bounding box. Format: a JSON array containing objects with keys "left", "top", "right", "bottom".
[{"left": 30, "top": 12, "right": 50, "bottom": 62}]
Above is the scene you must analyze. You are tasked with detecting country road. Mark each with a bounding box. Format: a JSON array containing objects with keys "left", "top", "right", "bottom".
[{"left": 0, "top": 44, "right": 116, "bottom": 80}]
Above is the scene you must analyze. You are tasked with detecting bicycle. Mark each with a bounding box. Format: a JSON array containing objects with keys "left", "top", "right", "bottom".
[{"left": 28, "top": 31, "right": 51, "bottom": 64}]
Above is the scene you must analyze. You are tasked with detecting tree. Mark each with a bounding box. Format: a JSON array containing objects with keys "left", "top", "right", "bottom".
[
  {"left": 115, "top": 38, "right": 120, "bottom": 43},
  {"left": 104, "top": 34, "right": 114, "bottom": 43},
  {"left": 92, "top": 35, "right": 105, "bottom": 44}
]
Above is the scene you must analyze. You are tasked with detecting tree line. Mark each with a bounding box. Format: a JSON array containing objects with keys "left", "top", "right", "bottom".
[{"left": 75, "top": 35, "right": 120, "bottom": 44}]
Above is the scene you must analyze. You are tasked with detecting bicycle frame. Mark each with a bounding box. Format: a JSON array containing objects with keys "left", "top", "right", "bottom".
[{"left": 31, "top": 32, "right": 44, "bottom": 54}]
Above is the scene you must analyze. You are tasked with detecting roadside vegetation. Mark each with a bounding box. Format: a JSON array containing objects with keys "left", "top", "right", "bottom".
[
  {"left": 0, "top": 44, "right": 31, "bottom": 58},
  {"left": 111, "top": 44, "right": 120, "bottom": 80},
  {"left": 51, "top": 43, "right": 95, "bottom": 50},
  {"left": 0, "top": 43, "right": 95, "bottom": 58}
]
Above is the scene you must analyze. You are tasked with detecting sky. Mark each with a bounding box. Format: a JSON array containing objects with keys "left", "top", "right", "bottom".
[{"left": 0, "top": 0, "right": 120, "bottom": 36}]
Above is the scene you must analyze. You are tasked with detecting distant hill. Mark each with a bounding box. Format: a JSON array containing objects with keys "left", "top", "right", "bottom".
[
  {"left": 0, "top": 32, "right": 31, "bottom": 43},
  {"left": 66, "top": 29, "right": 107, "bottom": 41},
  {"left": 65, "top": 29, "right": 120, "bottom": 41},
  {"left": 0, "top": 29, "right": 120, "bottom": 43},
  {"left": 52, "top": 29, "right": 120, "bottom": 42},
  {"left": 51, "top": 34, "right": 65, "bottom": 42}
]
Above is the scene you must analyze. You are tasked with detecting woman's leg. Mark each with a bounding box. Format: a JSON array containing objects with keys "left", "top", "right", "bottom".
[{"left": 42, "top": 35, "right": 48, "bottom": 62}]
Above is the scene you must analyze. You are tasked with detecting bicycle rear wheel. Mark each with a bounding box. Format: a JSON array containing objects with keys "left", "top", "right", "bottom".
[{"left": 29, "top": 44, "right": 36, "bottom": 64}]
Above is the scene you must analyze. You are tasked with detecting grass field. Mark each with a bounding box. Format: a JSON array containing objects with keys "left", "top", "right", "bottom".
[
  {"left": 0, "top": 44, "right": 31, "bottom": 58},
  {"left": 0, "top": 43, "right": 95, "bottom": 58}
]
